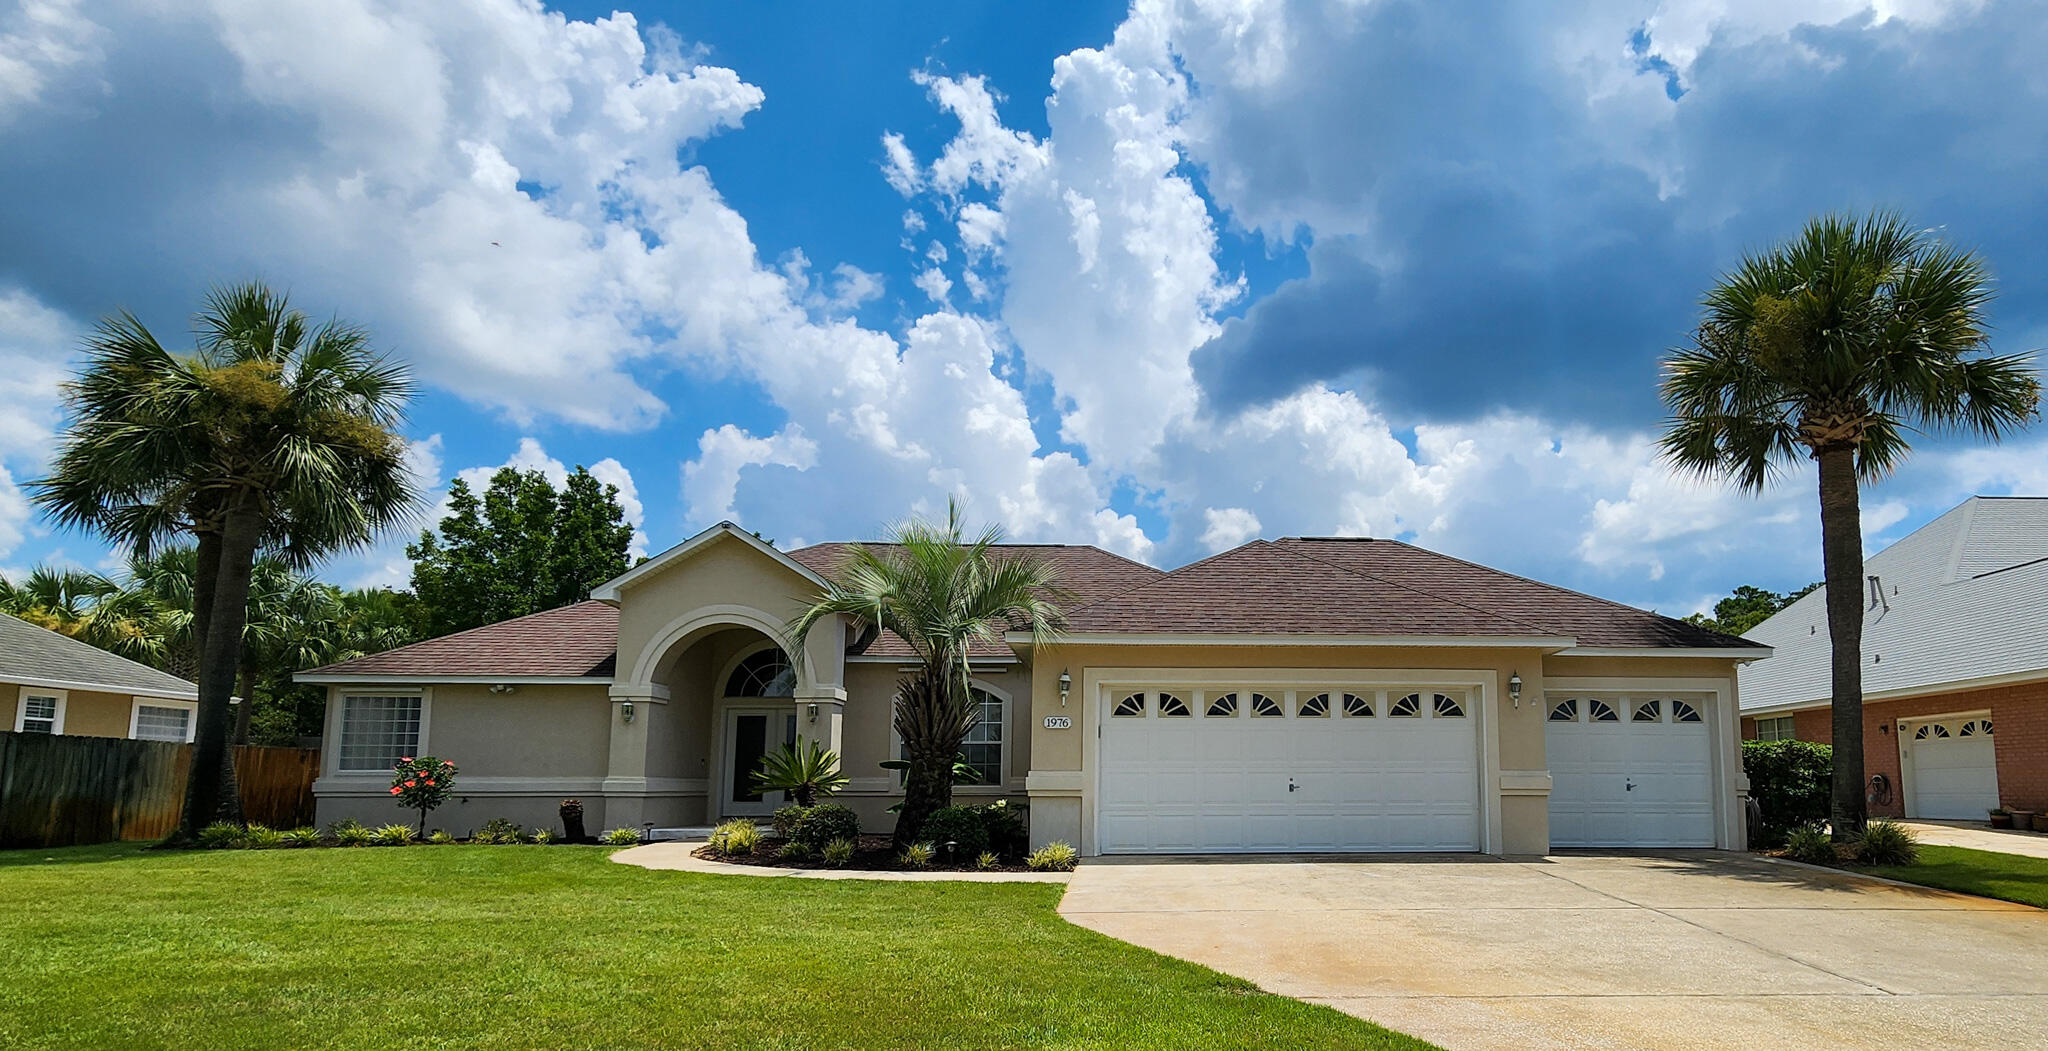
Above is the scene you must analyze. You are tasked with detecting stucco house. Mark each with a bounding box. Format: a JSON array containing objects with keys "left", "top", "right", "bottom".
[
  {"left": 3, "top": 611, "right": 202, "bottom": 743},
  {"left": 300, "top": 523, "right": 1768, "bottom": 854},
  {"left": 1740, "top": 496, "right": 2048, "bottom": 820}
]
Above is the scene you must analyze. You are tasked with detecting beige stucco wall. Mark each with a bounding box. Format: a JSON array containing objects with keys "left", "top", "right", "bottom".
[
  {"left": 5, "top": 681, "right": 155, "bottom": 739},
  {"left": 1022, "top": 643, "right": 1747, "bottom": 856}
]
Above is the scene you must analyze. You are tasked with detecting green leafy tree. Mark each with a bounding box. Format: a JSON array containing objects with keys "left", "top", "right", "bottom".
[
  {"left": 1683, "top": 582, "right": 1821, "bottom": 637},
  {"left": 1660, "top": 211, "right": 2039, "bottom": 837},
  {"left": 32, "top": 282, "right": 421, "bottom": 839},
  {"left": 407, "top": 465, "right": 633, "bottom": 635},
  {"left": 789, "top": 500, "right": 1069, "bottom": 849}
]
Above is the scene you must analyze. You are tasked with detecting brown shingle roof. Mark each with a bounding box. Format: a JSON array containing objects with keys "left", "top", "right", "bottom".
[
  {"left": 786, "top": 542, "right": 1165, "bottom": 658},
  {"left": 303, "top": 601, "right": 619, "bottom": 678}
]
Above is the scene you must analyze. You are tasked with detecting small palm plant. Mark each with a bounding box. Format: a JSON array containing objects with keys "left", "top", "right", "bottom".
[{"left": 750, "top": 740, "right": 849, "bottom": 807}]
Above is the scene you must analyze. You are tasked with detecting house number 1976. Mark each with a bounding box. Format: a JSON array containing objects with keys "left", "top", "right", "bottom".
[{"left": 1042, "top": 716, "right": 1073, "bottom": 730}]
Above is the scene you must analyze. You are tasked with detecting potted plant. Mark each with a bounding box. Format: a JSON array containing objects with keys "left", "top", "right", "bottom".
[
  {"left": 1989, "top": 807, "right": 2013, "bottom": 830},
  {"left": 2009, "top": 807, "right": 2037, "bottom": 832}
]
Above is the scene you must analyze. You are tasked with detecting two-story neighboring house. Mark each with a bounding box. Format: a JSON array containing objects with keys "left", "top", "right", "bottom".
[{"left": 1739, "top": 497, "right": 2048, "bottom": 819}]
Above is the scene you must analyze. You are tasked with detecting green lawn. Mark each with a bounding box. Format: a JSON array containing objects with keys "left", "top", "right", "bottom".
[
  {"left": 1856, "top": 844, "right": 2048, "bottom": 909},
  {"left": 0, "top": 844, "right": 1431, "bottom": 1050}
]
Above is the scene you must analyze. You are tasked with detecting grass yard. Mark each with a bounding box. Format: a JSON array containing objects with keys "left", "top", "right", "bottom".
[
  {"left": 1856, "top": 844, "right": 2048, "bottom": 909},
  {"left": 0, "top": 844, "right": 1432, "bottom": 1050}
]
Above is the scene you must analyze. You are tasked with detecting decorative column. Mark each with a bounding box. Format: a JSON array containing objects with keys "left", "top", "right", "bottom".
[{"left": 601, "top": 682, "right": 669, "bottom": 830}]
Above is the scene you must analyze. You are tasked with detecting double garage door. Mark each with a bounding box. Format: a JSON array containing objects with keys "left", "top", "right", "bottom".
[
  {"left": 1098, "top": 686, "right": 1481, "bottom": 853},
  {"left": 1546, "top": 694, "right": 1715, "bottom": 847}
]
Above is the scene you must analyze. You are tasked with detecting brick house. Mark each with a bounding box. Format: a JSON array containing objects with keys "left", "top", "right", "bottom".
[{"left": 1739, "top": 497, "right": 2048, "bottom": 819}]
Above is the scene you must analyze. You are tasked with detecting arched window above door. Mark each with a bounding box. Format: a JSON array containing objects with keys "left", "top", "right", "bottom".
[{"left": 725, "top": 647, "right": 795, "bottom": 697}]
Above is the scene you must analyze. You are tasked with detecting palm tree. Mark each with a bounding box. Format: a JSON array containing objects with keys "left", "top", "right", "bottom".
[
  {"left": 1661, "top": 211, "right": 2039, "bottom": 836},
  {"left": 32, "top": 282, "right": 421, "bottom": 839},
  {"left": 789, "top": 500, "right": 1069, "bottom": 848}
]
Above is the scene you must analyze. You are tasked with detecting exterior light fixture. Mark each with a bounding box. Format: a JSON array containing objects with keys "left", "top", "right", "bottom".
[
  {"left": 1058, "top": 670, "right": 1072, "bottom": 707},
  {"left": 620, "top": 701, "right": 635, "bottom": 724},
  {"left": 807, "top": 702, "right": 820, "bottom": 723},
  {"left": 1508, "top": 673, "right": 1523, "bottom": 708},
  {"left": 488, "top": 684, "right": 517, "bottom": 695}
]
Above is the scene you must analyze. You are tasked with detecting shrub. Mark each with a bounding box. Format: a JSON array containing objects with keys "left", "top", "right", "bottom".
[
  {"left": 777, "top": 840, "right": 812, "bottom": 862},
  {"left": 197, "top": 822, "right": 245, "bottom": 850},
  {"left": 371, "top": 823, "right": 417, "bottom": 846},
  {"left": 898, "top": 842, "right": 935, "bottom": 870},
  {"left": 771, "top": 804, "right": 809, "bottom": 841},
  {"left": 751, "top": 740, "right": 849, "bottom": 806},
  {"left": 1742, "top": 740, "right": 1833, "bottom": 848},
  {"left": 476, "top": 818, "right": 523, "bottom": 845},
  {"left": 280, "top": 827, "right": 323, "bottom": 848},
  {"left": 1784, "top": 824, "right": 1838, "bottom": 865},
  {"left": 778, "top": 807, "right": 851, "bottom": 848},
  {"left": 978, "top": 800, "right": 1029, "bottom": 857},
  {"left": 921, "top": 805, "right": 990, "bottom": 859},
  {"left": 529, "top": 828, "right": 558, "bottom": 845},
  {"left": 820, "top": 837, "right": 855, "bottom": 868},
  {"left": 243, "top": 824, "right": 284, "bottom": 849},
  {"left": 1855, "top": 818, "right": 1920, "bottom": 866},
  {"left": 1027, "top": 841, "right": 1079, "bottom": 872},
  {"left": 707, "top": 820, "right": 759, "bottom": 854},
  {"left": 332, "top": 821, "right": 373, "bottom": 847},
  {"left": 427, "top": 830, "right": 456, "bottom": 845},
  {"left": 388, "top": 756, "right": 457, "bottom": 837},
  {"left": 974, "top": 851, "right": 1000, "bottom": 872},
  {"left": 603, "top": 827, "right": 645, "bottom": 846}
]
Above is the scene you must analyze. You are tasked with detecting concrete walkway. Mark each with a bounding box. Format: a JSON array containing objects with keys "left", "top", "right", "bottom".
[
  {"left": 1903, "top": 820, "right": 2048, "bottom": 860},
  {"left": 1061, "top": 851, "right": 2048, "bottom": 1050},
  {"left": 610, "top": 840, "right": 1071, "bottom": 883}
]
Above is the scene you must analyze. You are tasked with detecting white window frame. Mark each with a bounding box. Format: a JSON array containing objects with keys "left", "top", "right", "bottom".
[
  {"left": 15, "top": 686, "right": 66, "bottom": 734},
  {"left": 331, "top": 690, "right": 430, "bottom": 774},
  {"left": 1753, "top": 715, "right": 1797, "bottom": 742},
  {"left": 128, "top": 697, "right": 199, "bottom": 743},
  {"left": 889, "top": 678, "right": 1012, "bottom": 794}
]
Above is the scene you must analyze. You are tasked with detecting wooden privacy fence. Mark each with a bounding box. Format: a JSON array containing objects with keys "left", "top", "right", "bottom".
[{"left": 0, "top": 733, "right": 321, "bottom": 848}]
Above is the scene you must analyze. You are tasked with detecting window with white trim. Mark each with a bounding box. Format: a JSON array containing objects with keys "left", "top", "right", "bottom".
[
  {"left": 338, "top": 694, "right": 422, "bottom": 771},
  {"left": 1754, "top": 716, "right": 1796, "bottom": 742},
  {"left": 900, "top": 686, "right": 1005, "bottom": 788},
  {"left": 16, "top": 689, "right": 64, "bottom": 734},
  {"left": 131, "top": 700, "right": 196, "bottom": 743}
]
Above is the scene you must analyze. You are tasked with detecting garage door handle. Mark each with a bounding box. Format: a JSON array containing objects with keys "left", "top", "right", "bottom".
[
  {"left": 1625, "top": 779, "right": 1636, "bottom": 792},
  {"left": 1288, "top": 780, "right": 1299, "bottom": 792}
]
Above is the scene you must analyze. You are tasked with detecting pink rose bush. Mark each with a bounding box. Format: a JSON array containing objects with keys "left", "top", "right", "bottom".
[{"left": 390, "top": 756, "right": 457, "bottom": 836}]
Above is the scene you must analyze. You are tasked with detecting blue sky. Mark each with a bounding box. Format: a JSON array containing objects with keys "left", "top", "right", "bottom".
[{"left": 2, "top": 0, "right": 2045, "bottom": 617}]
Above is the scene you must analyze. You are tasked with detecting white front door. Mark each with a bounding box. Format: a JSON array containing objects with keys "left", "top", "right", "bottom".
[
  {"left": 1547, "top": 695, "right": 1715, "bottom": 848},
  {"left": 1904, "top": 716, "right": 1998, "bottom": 819},
  {"left": 1098, "top": 686, "right": 1481, "bottom": 853},
  {"left": 721, "top": 707, "right": 797, "bottom": 818}
]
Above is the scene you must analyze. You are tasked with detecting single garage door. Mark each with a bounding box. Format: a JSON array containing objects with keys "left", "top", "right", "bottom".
[
  {"left": 1904, "top": 716, "right": 1998, "bottom": 819},
  {"left": 1098, "top": 686, "right": 1480, "bottom": 853},
  {"left": 1547, "top": 694, "right": 1715, "bottom": 847}
]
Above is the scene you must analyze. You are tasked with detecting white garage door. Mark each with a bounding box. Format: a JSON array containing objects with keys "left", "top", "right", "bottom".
[
  {"left": 1547, "top": 695, "right": 1715, "bottom": 848},
  {"left": 1098, "top": 686, "right": 1480, "bottom": 853},
  {"left": 1905, "top": 716, "right": 1998, "bottom": 819}
]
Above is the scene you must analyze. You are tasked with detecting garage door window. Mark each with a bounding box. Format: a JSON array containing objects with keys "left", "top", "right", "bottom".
[
  {"left": 1432, "top": 694, "right": 1465, "bottom": 718},
  {"left": 1158, "top": 693, "right": 1190, "bottom": 717},
  {"left": 1389, "top": 693, "right": 1421, "bottom": 717},
  {"left": 1206, "top": 693, "right": 1238, "bottom": 717},
  {"left": 1342, "top": 693, "right": 1373, "bottom": 717},
  {"left": 1672, "top": 701, "right": 1702, "bottom": 723},
  {"left": 1589, "top": 699, "right": 1620, "bottom": 722},
  {"left": 1632, "top": 700, "right": 1661, "bottom": 722},
  {"left": 1113, "top": 693, "right": 1145, "bottom": 717},
  {"left": 1961, "top": 720, "right": 1991, "bottom": 737},
  {"left": 1299, "top": 693, "right": 1331, "bottom": 717},
  {"left": 1251, "top": 693, "right": 1283, "bottom": 718},
  {"left": 1548, "top": 698, "right": 1577, "bottom": 721}
]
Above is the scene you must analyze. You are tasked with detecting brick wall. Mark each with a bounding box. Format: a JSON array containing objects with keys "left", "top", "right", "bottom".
[{"left": 1741, "top": 678, "right": 2048, "bottom": 815}]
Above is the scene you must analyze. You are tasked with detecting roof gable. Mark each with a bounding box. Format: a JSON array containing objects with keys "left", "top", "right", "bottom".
[
  {"left": 0, "top": 612, "right": 198, "bottom": 698},
  {"left": 589, "top": 522, "right": 824, "bottom": 603}
]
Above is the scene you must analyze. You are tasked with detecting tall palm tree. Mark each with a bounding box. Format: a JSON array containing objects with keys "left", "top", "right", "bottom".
[
  {"left": 1661, "top": 211, "right": 2039, "bottom": 836},
  {"left": 32, "top": 282, "right": 420, "bottom": 839},
  {"left": 789, "top": 500, "right": 1069, "bottom": 848}
]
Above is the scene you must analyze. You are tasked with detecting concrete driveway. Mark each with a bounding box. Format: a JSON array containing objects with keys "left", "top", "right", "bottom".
[{"left": 1060, "top": 852, "right": 2048, "bottom": 1050}]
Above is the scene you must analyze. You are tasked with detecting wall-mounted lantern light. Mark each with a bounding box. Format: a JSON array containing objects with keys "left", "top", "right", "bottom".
[
  {"left": 620, "top": 701, "right": 635, "bottom": 724},
  {"left": 1058, "top": 670, "right": 1072, "bottom": 707},
  {"left": 807, "top": 702, "right": 820, "bottom": 723},
  {"left": 1508, "top": 673, "right": 1523, "bottom": 708}
]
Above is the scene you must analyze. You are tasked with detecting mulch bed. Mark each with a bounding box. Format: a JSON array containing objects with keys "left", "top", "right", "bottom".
[{"left": 695, "top": 834, "right": 1037, "bottom": 873}]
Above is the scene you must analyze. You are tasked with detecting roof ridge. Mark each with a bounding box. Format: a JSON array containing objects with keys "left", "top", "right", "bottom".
[
  {"left": 0, "top": 611, "right": 198, "bottom": 689},
  {"left": 1353, "top": 538, "right": 1750, "bottom": 644},
  {"left": 1275, "top": 541, "right": 1560, "bottom": 636},
  {"left": 1059, "top": 539, "right": 1278, "bottom": 618}
]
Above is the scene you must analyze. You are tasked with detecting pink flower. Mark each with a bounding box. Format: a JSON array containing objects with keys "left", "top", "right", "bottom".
[
  {"left": 400, "top": 757, "right": 413, "bottom": 764},
  {"left": 403, "top": 780, "right": 417, "bottom": 788},
  {"left": 389, "top": 786, "right": 403, "bottom": 795},
  {"left": 422, "top": 780, "right": 435, "bottom": 787},
  {"left": 441, "top": 760, "right": 453, "bottom": 767}
]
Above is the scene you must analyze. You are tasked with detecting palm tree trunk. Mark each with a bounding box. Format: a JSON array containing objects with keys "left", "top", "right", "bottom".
[
  {"left": 232, "top": 663, "right": 256, "bottom": 745},
  {"left": 891, "top": 673, "right": 961, "bottom": 850},
  {"left": 1816, "top": 445, "right": 1868, "bottom": 838},
  {"left": 180, "top": 506, "right": 260, "bottom": 838}
]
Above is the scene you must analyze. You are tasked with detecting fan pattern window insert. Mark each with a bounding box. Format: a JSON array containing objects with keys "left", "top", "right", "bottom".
[
  {"left": 1206, "top": 693, "right": 1239, "bottom": 718},
  {"left": 1671, "top": 700, "right": 1702, "bottom": 723},
  {"left": 1389, "top": 693, "right": 1422, "bottom": 717},
  {"left": 1588, "top": 699, "right": 1620, "bottom": 722},
  {"left": 1960, "top": 720, "right": 1993, "bottom": 737},
  {"left": 1299, "top": 693, "right": 1331, "bottom": 717},
  {"left": 1251, "top": 693, "right": 1282, "bottom": 718},
  {"left": 1432, "top": 693, "right": 1465, "bottom": 718},
  {"left": 1113, "top": 693, "right": 1145, "bottom": 718},
  {"left": 1548, "top": 698, "right": 1578, "bottom": 722},
  {"left": 1342, "top": 693, "right": 1373, "bottom": 717},
  {"left": 1158, "top": 693, "right": 1191, "bottom": 717},
  {"left": 1633, "top": 700, "right": 1662, "bottom": 722}
]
